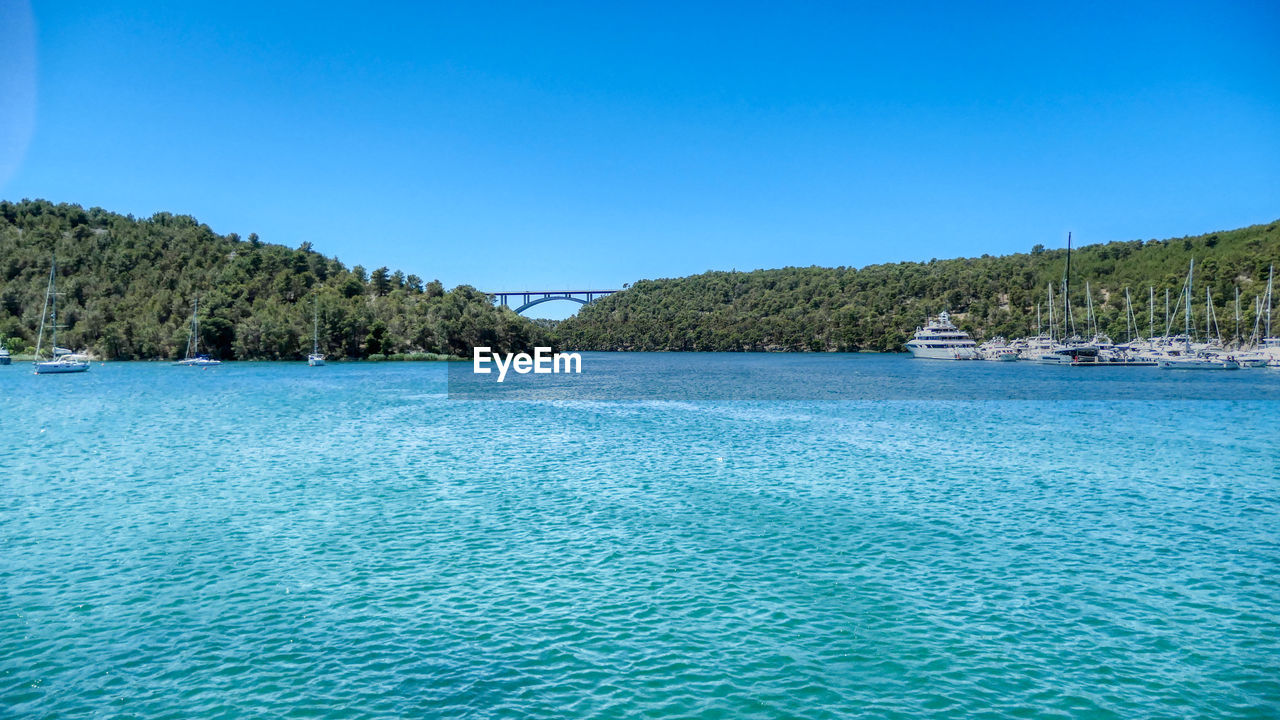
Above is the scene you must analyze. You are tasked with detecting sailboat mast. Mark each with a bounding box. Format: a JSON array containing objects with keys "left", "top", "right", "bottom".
[
  {"left": 35, "top": 259, "right": 53, "bottom": 360},
  {"left": 1063, "top": 232, "right": 1073, "bottom": 338},
  {"left": 1255, "top": 296, "right": 1263, "bottom": 344},
  {"left": 313, "top": 298, "right": 320, "bottom": 355},
  {"left": 1124, "top": 287, "right": 1134, "bottom": 342},
  {"left": 1267, "top": 265, "right": 1274, "bottom": 338},
  {"left": 1148, "top": 286, "right": 1154, "bottom": 339},
  {"left": 50, "top": 255, "right": 58, "bottom": 354},
  {"left": 1164, "top": 288, "right": 1170, "bottom": 338},
  {"left": 1186, "top": 259, "right": 1194, "bottom": 342},
  {"left": 1085, "top": 280, "right": 1095, "bottom": 338},
  {"left": 1234, "top": 286, "right": 1240, "bottom": 346},
  {"left": 1061, "top": 280, "right": 1068, "bottom": 339},
  {"left": 1047, "top": 284, "right": 1055, "bottom": 342},
  {"left": 1208, "top": 287, "right": 1223, "bottom": 345}
]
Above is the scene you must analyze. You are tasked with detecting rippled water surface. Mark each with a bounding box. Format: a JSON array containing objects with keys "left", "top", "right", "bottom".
[{"left": 3, "top": 355, "right": 1279, "bottom": 718}]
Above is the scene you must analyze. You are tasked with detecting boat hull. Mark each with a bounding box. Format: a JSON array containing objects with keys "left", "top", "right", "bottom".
[
  {"left": 176, "top": 358, "right": 222, "bottom": 367},
  {"left": 905, "top": 345, "right": 979, "bottom": 360},
  {"left": 1069, "top": 360, "right": 1158, "bottom": 367},
  {"left": 308, "top": 354, "right": 326, "bottom": 367},
  {"left": 1158, "top": 359, "right": 1240, "bottom": 370},
  {"left": 34, "top": 360, "right": 90, "bottom": 374}
]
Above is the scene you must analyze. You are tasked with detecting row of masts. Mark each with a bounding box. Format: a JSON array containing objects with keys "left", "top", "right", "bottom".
[{"left": 1033, "top": 252, "right": 1274, "bottom": 348}]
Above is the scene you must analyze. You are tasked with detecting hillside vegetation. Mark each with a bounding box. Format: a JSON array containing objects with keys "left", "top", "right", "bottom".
[
  {"left": 555, "top": 221, "right": 1280, "bottom": 352},
  {"left": 0, "top": 200, "right": 547, "bottom": 360}
]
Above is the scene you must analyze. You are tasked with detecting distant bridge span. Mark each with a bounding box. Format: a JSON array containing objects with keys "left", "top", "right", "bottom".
[{"left": 488, "top": 290, "right": 621, "bottom": 315}]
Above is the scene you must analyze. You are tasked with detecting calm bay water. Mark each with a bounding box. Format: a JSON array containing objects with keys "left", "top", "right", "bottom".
[{"left": 2, "top": 354, "right": 1279, "bottom": 718}]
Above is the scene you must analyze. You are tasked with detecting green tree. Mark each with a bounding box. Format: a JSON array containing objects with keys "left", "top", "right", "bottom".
[
  {"left": 0, "top": 199, "right": 550, "bottom": 360},
  {"left": 371, "top": 266, "right": 391, "bottom": 296}
]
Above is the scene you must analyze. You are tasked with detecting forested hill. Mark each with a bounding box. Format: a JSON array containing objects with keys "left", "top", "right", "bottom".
[
  {"left": 0, "top": 199, "right": 547, "bottom": 360},
  {"left": 555, "top": 220, "right": 1280, "bottom": 352}
]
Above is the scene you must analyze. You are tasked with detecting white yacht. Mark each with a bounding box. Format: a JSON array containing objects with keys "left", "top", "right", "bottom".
[
  {"left": 905, "top": 312, "right": 978, "bottom": 359},
  {"left": 1159, "top": 354, "right": 1241, "bottom": 370},
  {"left": 1012, "top": 334, "right": 1057, "bottom": 361},
  {"left": 0, "top": 339, "right": 10, "bottom": 366},
  {"left": 1235, "top": 338, "right": 1280, "bottom": 368},
  {"left": 978, "top": 337, "right": 1018, "bottom": 361},
  {"left": 1032, "top": 345, "right": 1081, "bottom": 365}
]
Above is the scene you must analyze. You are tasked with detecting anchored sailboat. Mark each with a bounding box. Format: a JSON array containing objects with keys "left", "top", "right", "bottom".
[
  {"left": 33, "top": 255, "right": 90, "bottom": 374},
  {"left": 308, "top": 297, "right": 325, "bottom": 366},
  {"left": 176, "top": 298, "right": 222, "bottom": 367},
  {"left": 1158, "top": 259, "right": 1239, "bottom": 369}
]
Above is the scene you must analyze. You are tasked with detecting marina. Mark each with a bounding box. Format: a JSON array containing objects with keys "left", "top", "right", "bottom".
[{"left": 909, "top": 240, "right": 1280, "bottom": 370}]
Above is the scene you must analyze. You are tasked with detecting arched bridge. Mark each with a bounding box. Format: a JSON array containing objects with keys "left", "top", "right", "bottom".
[{"left": 488, "top": 290, "right": 620, "bottom": 315}]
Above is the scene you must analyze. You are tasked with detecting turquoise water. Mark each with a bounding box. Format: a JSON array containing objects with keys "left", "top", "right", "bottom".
[{"left": 2, "top": 355, "right": 1279, "bottom": 718}]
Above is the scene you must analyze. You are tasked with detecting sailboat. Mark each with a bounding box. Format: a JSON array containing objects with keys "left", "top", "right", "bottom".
[
  {"left": 307, "top": 297, "right": 325, "bottom": 366},
  {"left": 33, "top": 256, "right": 90, "bottom": 374},
  {"left": 1158, "top": 260, "right": 1238, "bottom": 369},
  {"left": 0, "top": 336, "right": 10, "bottom": 366},
  {"left": 176, "top": 298, "right": 222, "bottom": 367},
  {"left": 1237, "top": 265, "right": 1279, "bottom": 367}
]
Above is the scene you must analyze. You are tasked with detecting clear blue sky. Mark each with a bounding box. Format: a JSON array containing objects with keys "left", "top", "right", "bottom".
[{"left": 2, "top": 1, "right": 1278, "bottom": 318}]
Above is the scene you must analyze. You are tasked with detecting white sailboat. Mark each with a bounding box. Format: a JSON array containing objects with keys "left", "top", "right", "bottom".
[
  {"left": 1158, "top": 259, "right": 1239, "bottom": 369},
  {"left": 176, "top": 298, "right": 222, "bottom": 367},
  {"left": 307, "top": 297, "right": 325, "bottom": 366},
  {"left": 1236, "top": 265, "right": 1280, "bottom": 368},
  {"left": 33, "top": 256, "right": 90, "bottom": 374}
]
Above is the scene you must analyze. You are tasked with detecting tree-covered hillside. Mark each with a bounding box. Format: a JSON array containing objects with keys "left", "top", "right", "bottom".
[
  {"left": 0, "top": 199, "right": 548, "bottom": 360},
  {"left": 555, "top": 221, "right": 1280, "bottom": 352}
]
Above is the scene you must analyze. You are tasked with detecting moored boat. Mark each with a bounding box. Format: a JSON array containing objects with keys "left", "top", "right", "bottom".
[
  {"left": 978, "top": 336, "right": 1018, "bottom": 362},
  {"left": 32, "top": 256, "right": 90, "bottom": 375},
  {"left": 904, "top": 311, "right": 978, "bottom": 360},
  {"left": 177, "top": 355, "right": 222, "bottom": 367},
  {"left": 307, "top": 296, "right": 325, "bottom": 366},
  {"left": 176, "top": 298, "right": 222, "bottom": 367},
  {"left": 35, "top": 357, "right": 92, "bottom": 374},
  {"left": 1158, "top": 354, "right": 1240, "bottom": 370}
]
